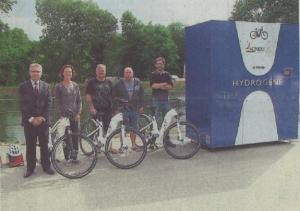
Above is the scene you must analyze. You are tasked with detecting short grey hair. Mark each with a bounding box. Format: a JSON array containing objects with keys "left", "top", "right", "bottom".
[
  {"left": 96, "top": 64, "right": 106, "bottom": 70},
  {"left": 124, "top": 67, "right": 133, "bottom": 72},
  {"left": 29, "top": 63, "right": 42, "bottom": 72}
]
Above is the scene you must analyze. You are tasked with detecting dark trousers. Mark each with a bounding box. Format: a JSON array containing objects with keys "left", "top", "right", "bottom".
[
  {"left": 152, "top": 99, "right": 170, "bottom": 122},
  {"left": 70, "top": 118, "right": 79, "bottom": 151},
  {"left": 24, "top": 123, "right": 51, "bottom": 171},
  {"left": 63, "top": 118, "right": 79, "bottom": 160},
  {"left": 95, "top": 110, "right": 112, "bottom": 134}
]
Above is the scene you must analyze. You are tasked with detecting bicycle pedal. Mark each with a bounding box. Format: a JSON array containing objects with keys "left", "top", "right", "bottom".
[
  {"left": 148, "top": 144, "right": 154, "bottom": 150},
  {"left": 148, "top": 144, "right": 158, "bottom": 151}
]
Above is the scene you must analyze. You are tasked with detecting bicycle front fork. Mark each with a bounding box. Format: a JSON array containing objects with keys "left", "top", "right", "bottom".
[
  {"left": 117, "top": 124, "right": 132, "bottom": 154},
  {"left": 176, "top": 119, "right": 183, "bottom": 142}
]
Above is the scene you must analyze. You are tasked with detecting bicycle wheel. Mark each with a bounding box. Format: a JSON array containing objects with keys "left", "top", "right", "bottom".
[
  {"left": 139, "top": 114, "right": 152, "bottom": 140},
  {"left": 80, "top": 118, "right": 98, "bottom": 155},
  {"left": 163, "top": 121, "right": 201, "bottom": 159},
  {"left": 105, "top": 126, "right": 147, "bottom": 169},
  {"left": 51, "top": 133, "right": 97, "bottom": 179},
  {"left": 250, "top": 31, "right": 257, "bottom": 39},
  {"left": 81, "top": 118, "right": 98, "bottom": 138},
  {"left": 261, "top": 31, "right": 268, "bottom": 40}
]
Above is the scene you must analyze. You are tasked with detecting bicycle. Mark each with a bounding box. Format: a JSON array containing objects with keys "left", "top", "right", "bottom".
[
  {"left": 250, "top": 27, "right": 268, "bottom": 40},
  {"left": 49, "top": 113, "right": 97, "bottom": 179},
  {"left": 80, "top": 98, "right": 147, "bottom": 169},
  {"left": 139, "top": 98, "right": 202, "bottom": 159}
]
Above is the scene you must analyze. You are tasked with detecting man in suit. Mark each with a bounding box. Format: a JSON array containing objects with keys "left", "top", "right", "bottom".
[{"left": 19, "top": 63, "right": 54, "bottom": 178}]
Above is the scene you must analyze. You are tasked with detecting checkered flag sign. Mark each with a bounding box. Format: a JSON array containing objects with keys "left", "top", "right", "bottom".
[{"left": 8, "top": 144, "right": 21, "bottom": 156}]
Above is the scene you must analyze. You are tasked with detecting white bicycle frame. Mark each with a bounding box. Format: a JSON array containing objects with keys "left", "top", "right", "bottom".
[
  {"left": 86, "top": 112, "right": 124, "bottom": 147},
  {"left": 141, "top": 108, "right": 182, "bottom": 145},
  {"left": 48, "top": 117, "right": 70, "bottom": 149}
]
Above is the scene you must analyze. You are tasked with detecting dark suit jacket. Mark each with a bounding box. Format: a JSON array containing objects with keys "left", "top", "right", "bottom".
[{"left": 19, "top": 80, "right": 51, "bottom": 126}]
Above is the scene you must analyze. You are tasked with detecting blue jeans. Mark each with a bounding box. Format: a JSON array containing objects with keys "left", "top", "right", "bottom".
[
  {"left": 152, "top": 99, "right": 170, "bottom": 121},
  {"left": 123, "top": 110, "right": 139, "bottom": 130}
]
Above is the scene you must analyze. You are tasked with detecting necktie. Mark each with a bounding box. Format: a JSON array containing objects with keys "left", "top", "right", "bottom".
[{"left": 34, "top": 81, "right": 39, "bottom": 95}]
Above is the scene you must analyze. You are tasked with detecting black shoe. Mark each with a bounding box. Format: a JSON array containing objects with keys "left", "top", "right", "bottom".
[
  {"left": 43, "top": 168, "right": 55, "bottom": 175},
  {"left": 24, "top": 170, "right": 34, "bottom": 178}
]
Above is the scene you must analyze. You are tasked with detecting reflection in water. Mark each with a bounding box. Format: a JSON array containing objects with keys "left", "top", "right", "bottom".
[
  {"left": 0, "top": 99, "right": 90, "bottom": 143},
  {"left": 0, "top": 94, "right": 183, "bottom": 143}
]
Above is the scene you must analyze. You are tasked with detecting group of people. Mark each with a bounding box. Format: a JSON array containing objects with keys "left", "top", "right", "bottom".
[{"left": 19, "top": 57, "right": 174, "bottom": 178}]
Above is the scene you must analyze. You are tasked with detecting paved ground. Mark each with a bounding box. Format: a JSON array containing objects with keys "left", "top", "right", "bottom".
[{"left": 1, "top": 137, "right": 300, "bottom": 211}]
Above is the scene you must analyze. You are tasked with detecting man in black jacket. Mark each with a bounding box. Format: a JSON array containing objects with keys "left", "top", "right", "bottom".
[
  {"left": 19, "top": 63, "right": 54, "bottom": 178},
  {"left": 113, "top": 67, "right": 144, "bottom": 151}
]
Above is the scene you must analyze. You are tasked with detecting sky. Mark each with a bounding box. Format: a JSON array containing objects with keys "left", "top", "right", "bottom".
[{"left": 1, "top": 0, "right": 236, "bottom": 40}]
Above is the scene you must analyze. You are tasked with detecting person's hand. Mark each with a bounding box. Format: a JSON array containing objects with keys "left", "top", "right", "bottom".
[
  {"left": 159, "top": 83, "right": 167, "bottom": 89},
  {"left": 31, "top": 118, "right": 39, "bottom": 126},
  {"left": 36, "top": 116, "right": 45, "bottom": 126},
  {"left": 37, "top": 116, "right": 46, "bottom": 122},
  {"left": 31, "top": 117, "right": 42, "bottom": 127},
  {"left": 139, "top": 107, "right": 144, "bottom": 114},
  {"left": 75, "top": 114, "right": 80, "bottom": 122},
  {"left": 90, "top": 107, "right": 97, "bottom": 115},
  {"left": 162, "top": 83, "right": 172, "bottom": 90}
]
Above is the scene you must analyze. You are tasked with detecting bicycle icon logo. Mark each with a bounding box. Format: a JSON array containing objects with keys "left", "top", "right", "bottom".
[{"left": 250, "top": 27, "right": 268, "bottom": 40}]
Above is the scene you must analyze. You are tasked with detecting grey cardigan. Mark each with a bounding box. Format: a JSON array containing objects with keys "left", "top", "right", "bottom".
[{"left": 55, "top": 82, "right": 82, "bottom": 117}]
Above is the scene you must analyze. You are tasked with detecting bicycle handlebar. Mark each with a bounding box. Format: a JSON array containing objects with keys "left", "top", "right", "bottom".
[
  {"left": 114, "top": 97, "right": 129, "bottom": 104},
  {"left": 114, "top": 97, "right": 133, "bottom": 111}
]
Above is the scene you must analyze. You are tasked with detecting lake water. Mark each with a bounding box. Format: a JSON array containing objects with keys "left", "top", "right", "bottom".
[{"left": 0, "top": 93, "right": 184, "bottom": 143}]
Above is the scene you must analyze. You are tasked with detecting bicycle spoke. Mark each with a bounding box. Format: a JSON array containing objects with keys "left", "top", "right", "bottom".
[
  {"left": 164, "top": 121, "right": 201, "bottom": 159},
  {"left": 51, "top": 134, "right": 97, "bottom": 179},
  {"left": 105, "top": 127, "right": 147, "bottom": 169}
]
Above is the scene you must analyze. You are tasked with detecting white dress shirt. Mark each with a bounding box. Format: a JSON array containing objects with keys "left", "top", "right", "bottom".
[{"left": 28, "top": 80, "right": 40, "bottom": 123}]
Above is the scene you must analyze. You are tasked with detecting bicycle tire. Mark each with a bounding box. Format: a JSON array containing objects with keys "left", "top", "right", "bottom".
[
  {"left": 139, "top": 114, "right": 152, "bottom": 142},
  {"left": 250, "top": 31, "right": 257, "bottom": 39},
  {"left": 80, "top": 118, "right": 98, "bottom": 155},
  {"left": 51, "top": 133, "right": 97, "bottom": 179},
  {"left": 261, "top": 31, "right": 268, "bottom": 40},
  {"left": 105, "top": 126, "right": 147, "bottom": 169},
  {"left": 163, "top": 121, "right": 201, "bottom": 159}
]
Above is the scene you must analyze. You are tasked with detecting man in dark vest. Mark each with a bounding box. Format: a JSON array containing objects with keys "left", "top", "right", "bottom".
[{"left": 19, "top": 63, "right": 54, "bottom": 178}]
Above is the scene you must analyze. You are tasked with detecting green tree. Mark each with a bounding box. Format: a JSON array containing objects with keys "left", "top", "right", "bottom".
[
  {"left": 0, "top": 20, "right": 9, "bottom": 32},
  {"left": 0, "top": 0, "right": 33, "bottom": 85},
  {"left": 0, "top": 26, "right": 32, "bottom": 85},
  {"left": 0, "top": 0, "right": 17, "bottom": 14},
  {"left": 103, "top": 33, "right": 123, "bottom": 77},
  {"left": 120, "top": 11, "right": 146, "bottom": 78},
  {"left": 120, "top": 11, "right": 181, "bottom": 79},
  {"left": 230, "top": 0, "right": 298, "bottom": 23},
  {"left": 167, "top": 22, "right": 185, "bottom": 77},
  {"left": 35, "top": 0, "right": 118, "bottom": 82},
  {"left": 142, "top": 23, "right": 179, "bottom": 78}
]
